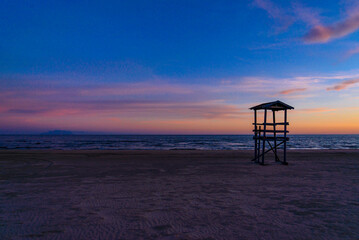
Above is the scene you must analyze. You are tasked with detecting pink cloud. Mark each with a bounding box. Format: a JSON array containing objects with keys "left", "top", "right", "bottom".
[
  {"left": 0, "top": 91, "right": 246, "bottom": 120},
  {"left": 327, "top": 79, "right": 359, "bottom": 91},
  {"left": 303, "top": 13, "right": 359, "bottom": 43},
  {"left": 279, "top": 88, "right": 307, "bottom": 95},
  {"left": 253, "top": 1, "right": 359, "bottom": 44}
]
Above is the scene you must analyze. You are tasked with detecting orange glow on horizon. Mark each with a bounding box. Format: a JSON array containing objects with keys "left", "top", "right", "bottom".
[{"left": 2, "top": 108, "right": 359, "bottom": 134}]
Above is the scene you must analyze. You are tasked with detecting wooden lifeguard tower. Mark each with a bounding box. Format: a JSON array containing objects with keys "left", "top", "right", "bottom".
[{"left": 250, "top": 100, "right": 294, "bottom": 165}]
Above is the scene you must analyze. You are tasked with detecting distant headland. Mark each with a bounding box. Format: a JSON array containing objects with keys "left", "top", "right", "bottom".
[{"left": 40, "top": 130, "right": 74, "bottom": 135}]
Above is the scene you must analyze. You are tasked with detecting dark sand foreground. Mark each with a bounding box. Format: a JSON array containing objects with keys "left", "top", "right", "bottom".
[{"left": 1, "top": 150, "right": 359, "bottom": 240}]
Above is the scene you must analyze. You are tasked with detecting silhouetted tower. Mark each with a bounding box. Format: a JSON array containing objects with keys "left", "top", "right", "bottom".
[{"left": 250, "top": 100, "right": 294, "bottom": 165}]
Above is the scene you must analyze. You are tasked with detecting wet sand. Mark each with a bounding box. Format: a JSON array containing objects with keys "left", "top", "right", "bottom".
[{"left": 1, "top": 150, "right": 359, "bottom": 239}]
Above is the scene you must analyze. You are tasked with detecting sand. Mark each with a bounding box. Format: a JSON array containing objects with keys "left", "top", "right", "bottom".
[{"left": 0, "top": 150, "right": 359, "bottom": 240}]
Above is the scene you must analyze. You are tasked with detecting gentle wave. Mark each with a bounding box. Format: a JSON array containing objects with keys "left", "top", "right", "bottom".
[{"left": 0, "top": 135, "right": 358, "bottom": 150}]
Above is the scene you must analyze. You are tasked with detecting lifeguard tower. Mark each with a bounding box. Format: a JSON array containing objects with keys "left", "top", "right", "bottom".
[{"left": 250, "top": 100, "right": 294, "bottom": 165}]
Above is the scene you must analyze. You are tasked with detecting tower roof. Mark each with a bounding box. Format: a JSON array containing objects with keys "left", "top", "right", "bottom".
[{"left": 250, "top": 100, "right": 294, "bottom": 110}]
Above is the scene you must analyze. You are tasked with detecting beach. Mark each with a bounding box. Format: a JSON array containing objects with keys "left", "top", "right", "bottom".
[{"left": 1, "top": 150, "right": 359, "bottom": 240}]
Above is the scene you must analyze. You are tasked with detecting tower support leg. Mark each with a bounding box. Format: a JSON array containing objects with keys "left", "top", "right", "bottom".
[
  {"left": 283, "top": 109, "right": 288, "bottom": 165},
  {"left": 272, "top": 110, "right": 278, "bottom": 162},
  {"left": 261, "top": 109, "right": 267, "bottom": 165},
  {"left": 254, "top": 110, "right": 257, "bottom": 162}
]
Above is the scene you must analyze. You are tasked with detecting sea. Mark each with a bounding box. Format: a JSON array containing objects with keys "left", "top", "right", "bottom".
[{"left": 0, "top": 135, "right": 358, "bottom": 150}]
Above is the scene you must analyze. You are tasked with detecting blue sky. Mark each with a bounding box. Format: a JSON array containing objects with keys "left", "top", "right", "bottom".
[{"left": 0, "top": 0, "right": 359, "bottom": 134}]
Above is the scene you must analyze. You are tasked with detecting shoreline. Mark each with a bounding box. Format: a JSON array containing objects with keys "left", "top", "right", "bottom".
[{"left": 1, "top": 148, "right": 358, "bottom": 152}]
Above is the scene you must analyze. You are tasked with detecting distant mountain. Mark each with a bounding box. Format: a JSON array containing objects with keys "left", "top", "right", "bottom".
[{"left": 41, "top": 130, "right": 74, "bottom": 135}]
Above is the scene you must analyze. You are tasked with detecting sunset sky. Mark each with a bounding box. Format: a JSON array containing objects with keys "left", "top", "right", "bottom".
[{"left": 1, "top": 0, "right": 359, "bottom": 134}]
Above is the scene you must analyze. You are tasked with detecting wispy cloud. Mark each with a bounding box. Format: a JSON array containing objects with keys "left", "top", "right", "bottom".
[
  {"left": 293, "top": 72, "right": 359, "bottom": 80},
  {"left": 252, "top": 0, "right": 293, "bottom": 31},
  {"left": 253, "top": 0, "right": 359, "bottom": 46},
  {"left": 326, "top": 78, "right": 359, "bottom": 91},
  {"left": 78, "top": 82, "right": 193, "bottom": 96},
  {"left": 2, "top": 98, "right": 246, "bottom": 120},
  {"left": 279, "top": 88, "right": 307, "bottom": 95},
  {"left": 303, "top": 12, "right": 359, "bottom": 43},
  {"left": 218, "top": 76, "right": 314, "bottom": 95},
  {"left": 252, "top": 0, "right": 321, "bottom": 33},
  {"left": 298, "top": 108, "right": 337, "bottom": 112},
  {"left": 292, "top": 2, "right": 321, "bottom": 27},
  {"left": 1, "top": 71, "right": 358, "bottom": 134},
  {"left": 343, "top": 45, "right": 359, "bottom": 59},
  {"left": 0, "top": 77, "right": 248, "bottom": 120}
]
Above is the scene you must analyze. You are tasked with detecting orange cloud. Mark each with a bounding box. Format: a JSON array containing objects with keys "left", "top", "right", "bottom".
[
  {"left": 303, "top": 12, "right": 359, "bottom": 43},
  {"left": 327, "top": 79, "right": 359, "bottom": 91},
  {"left": 279, "top": 88, "right": 307, "bottom": 95}
]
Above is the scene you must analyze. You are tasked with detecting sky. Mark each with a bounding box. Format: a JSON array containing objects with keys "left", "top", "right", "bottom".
[{"left": 1, "top": 0, "right": 359, "bottom": 134}]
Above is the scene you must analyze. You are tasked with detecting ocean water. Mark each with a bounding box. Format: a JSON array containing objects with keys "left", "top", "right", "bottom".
[{"left": 0, "top": 135, "right": 358, "bottom": 150}]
